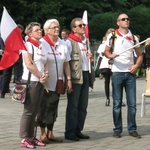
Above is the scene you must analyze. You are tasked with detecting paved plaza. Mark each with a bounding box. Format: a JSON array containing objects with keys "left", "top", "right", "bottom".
[{"left": 0, "top": 77, "right": 150, "bottom": 150}]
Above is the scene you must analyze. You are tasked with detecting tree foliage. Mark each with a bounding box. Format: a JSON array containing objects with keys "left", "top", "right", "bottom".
[{"left": 0, "top": 0, "right": 149, "bottom": 41}]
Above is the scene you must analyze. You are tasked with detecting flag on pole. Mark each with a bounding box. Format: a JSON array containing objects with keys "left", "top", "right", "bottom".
[
  {"left": 82, "top": 10, "right": 95, "bottom": 88},
  {"left": 82, "top": 10, "right": 89, "bottom": 39},
  {"left": 0, "top": 7, "right": 26, "bottom": 70}
]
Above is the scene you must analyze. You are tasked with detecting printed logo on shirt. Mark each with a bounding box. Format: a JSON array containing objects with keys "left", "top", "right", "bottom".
[
  {"left": 37, "top": 53, "right": 45, "bottom": 57},
  {"left": 48, "top": 52, "right": 62, "bottom": 56}
]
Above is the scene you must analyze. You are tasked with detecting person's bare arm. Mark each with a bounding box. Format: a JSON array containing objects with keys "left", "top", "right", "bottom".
[
  {"left": 104, "top": 45, "right": 118, "bottom": 59},
  {"left": 129, "top": 47, "right": 143, "bottom": 74},
  {"left": 23, "top": 52, "right": 43, "bottom": 78},
  {"left": 63, "top": 62, "right": 72, "bottom": 93}
]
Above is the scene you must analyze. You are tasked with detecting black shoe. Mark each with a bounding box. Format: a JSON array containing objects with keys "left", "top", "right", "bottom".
[
  {"left": 113, "top": 131, "right": 121, "bottom": 138},
  {"left": 1, "top": 94, "right": 5, "bottom": 98},
  {"left": 65, "top": 135, "right": 80, "bottom": 141},
  {"left": 122, "top": 102, "right": 126, "bottom": 107},
  {"left": 105, "top": 99, "right": 110, "bottom": 106},
  {"left": 129, "top": 131, "right": 141, "bottom": 139},
  {"left": 76, "top": 132, "right": 90, "bottom": 139}
]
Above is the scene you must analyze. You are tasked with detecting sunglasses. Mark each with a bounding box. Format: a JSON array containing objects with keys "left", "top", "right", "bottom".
[
  {"left": 75, "top": 24, "right": 86, "bottom": 28},
  {"left": 119, "top": 18, "right": 130, "bottom": 21}
]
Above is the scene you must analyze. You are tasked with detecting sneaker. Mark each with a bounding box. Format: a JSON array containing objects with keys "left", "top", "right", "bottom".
[
  {"left": 129, "top": 131, "right": 141, "bottom": 139},
  {"left": 32, "top": 138, "right": 45, "bottom": 146},
  {"left": 113, "top": 131, "right": 121, "bottom": 138},
  {"left": 20, "top": 138, "right": 35, "bottom": 149}
]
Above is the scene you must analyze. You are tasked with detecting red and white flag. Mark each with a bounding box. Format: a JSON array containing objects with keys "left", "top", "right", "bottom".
[
  {"left": 82, "top": 10, "right": 89, "bottom": 39},
  {"left": 0, "top": 7, "right": 26, "bottom": 70},
  {"left": 82, "top": 10, "right": 92, "bottom": 73}
]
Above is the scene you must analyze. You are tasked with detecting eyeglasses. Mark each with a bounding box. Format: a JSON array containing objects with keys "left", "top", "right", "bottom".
[
  {"left": 118, "top": 18, "right": 130, "bottom": 21},
  {"left": 32, "top": 29, "right": 43, "bottom": 32},
  {"left": 49, "top": 26, "right": 60, "bottom": 30},
  {"left": 75, "top": 24, "right": 86, "bottom": 28}
]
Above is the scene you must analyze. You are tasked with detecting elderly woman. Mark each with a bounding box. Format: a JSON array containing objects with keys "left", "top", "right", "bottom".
[
  {"left": 19, "top": 22, "right": 48, "bottom": 149},
  {"left": 39, "top": 19, "right": 72, "bottom": 143}
]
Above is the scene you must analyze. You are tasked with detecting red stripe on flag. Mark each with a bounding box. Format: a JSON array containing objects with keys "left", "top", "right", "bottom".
[
  {"left": 0, "top": 27, "right": 26, "bottom": 70},
  {"left": 85, "top": 24, "right": 89, "bottom": 39}
]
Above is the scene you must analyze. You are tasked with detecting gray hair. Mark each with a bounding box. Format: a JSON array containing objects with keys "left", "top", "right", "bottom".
[{"left": 43, "top": 19, "right": 59, "bottom": 34}]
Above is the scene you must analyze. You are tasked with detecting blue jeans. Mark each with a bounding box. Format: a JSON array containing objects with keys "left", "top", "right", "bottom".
[
  {"left": 111, "top": 72, "right": 137, "bottom": 133},
  {"left": 65, "top": 71, "right": 89, "bottom": 136}
]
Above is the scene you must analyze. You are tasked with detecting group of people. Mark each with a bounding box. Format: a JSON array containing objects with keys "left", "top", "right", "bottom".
[
  {"left": 0, "top": 13, "right": 150, "bottom": 149},
  {"left": 18, "top": 17, "right": 92, "bottom": 149}
]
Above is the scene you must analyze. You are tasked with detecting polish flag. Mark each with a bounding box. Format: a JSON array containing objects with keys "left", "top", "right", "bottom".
[
  {"left": 82, "top": 10, "right": 92, "bottom": 73},
  {"left": 82, "top": 10, "right": 89, "bottom": 39},
  {"left": 0, "top": 7, "right": 26, "bottom": 70}
]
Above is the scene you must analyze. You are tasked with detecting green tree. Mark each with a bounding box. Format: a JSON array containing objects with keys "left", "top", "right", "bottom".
[{"left": 129, "top": 5, "right": 150, "bottom": 41}]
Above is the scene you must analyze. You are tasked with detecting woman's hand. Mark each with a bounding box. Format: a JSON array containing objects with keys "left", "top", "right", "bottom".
[{"left": 39, "top": 74, "right": 48, "bottom": 84}]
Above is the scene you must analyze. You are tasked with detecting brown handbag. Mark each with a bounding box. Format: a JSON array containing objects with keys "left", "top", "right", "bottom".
[
  {"left": 50, "top": 45, "right": 66, "bottom": 94},
  {"left": 56, "top": 79, "right": 65, "bottom": 94}
]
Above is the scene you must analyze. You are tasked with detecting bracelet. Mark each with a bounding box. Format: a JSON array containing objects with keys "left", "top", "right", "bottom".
[{"left": 67, "top": 79, "right": 71, "bottom": 81}]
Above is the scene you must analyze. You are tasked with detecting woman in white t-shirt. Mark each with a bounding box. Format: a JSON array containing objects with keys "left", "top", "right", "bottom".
[
  {"left": 98, "top": 28, "right": 114, "bottom": 106},
  {"left": 19, "top": 22, "right": 49, "bottom": 149},
  {"left": 39, "top": 19, "right": 72, "bottom": 143}
]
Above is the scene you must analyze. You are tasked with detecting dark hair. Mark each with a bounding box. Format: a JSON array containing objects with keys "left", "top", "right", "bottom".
[
  {"left": 61, "top": 29, "right": 70, "bottom": 35},
  {"left": 18, "top": 24, "right": 24, "bottom": 30}
]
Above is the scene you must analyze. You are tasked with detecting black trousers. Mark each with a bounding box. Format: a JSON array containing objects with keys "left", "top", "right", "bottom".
[
  {"left": 0, "top": 66, "right": 13, "bottom": 96},
  {"left": 102, "top": 71, "right": 112, "bottom": 100}
]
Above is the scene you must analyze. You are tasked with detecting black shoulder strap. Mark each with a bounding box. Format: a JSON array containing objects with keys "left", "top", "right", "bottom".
[
  {"left": 132, "top": 34, "right": 136, "bottom": 45},
  {"left": 109, "top": 31, "right": 117, "bottom": 53}
]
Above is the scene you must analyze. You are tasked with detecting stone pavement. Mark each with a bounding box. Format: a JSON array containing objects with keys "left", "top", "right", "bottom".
[{"left": 0, "top": 77, "right": 150, "bottom": 150}]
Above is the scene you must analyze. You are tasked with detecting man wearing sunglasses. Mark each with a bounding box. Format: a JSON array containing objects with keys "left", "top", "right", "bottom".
[
  {"left": 65, "top": 18, "right": 92, "bottom": 141},
  {"left": 104, "top": 13, "right": 143, "bottom": 139}
]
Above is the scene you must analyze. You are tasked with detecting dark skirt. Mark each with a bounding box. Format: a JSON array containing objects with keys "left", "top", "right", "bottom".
[{"left": 39, "top": 90, "right": 60, "bottom": 125}]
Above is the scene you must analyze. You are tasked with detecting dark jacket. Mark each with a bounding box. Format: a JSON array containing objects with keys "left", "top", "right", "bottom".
[
  {"left": 0, "top": 36, "right": 4, "bottom": 75},
  {"left": 145, "top": 44, "right": 150, "bottom": 67}
]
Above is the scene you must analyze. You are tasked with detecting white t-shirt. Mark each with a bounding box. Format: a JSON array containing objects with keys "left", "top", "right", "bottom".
[
  {"left": 62, "top": 39, "right": 72, "bottom": 55},
  {"left": 40, "top": 37, "right": 71, "bottom": 91},
  {"left": 97, "top": 41, "right": 105, "bottom": 57},
  {"left": 22, "top": 42, "right": 47, "bottom": 81},
  {"left": 105, "top": 30, "right": 139, "bottom": 72}
]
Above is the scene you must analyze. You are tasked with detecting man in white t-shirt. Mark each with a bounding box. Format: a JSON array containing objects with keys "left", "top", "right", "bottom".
[{"left": 104, "top": 13, "right": 143, "bottom": 139}]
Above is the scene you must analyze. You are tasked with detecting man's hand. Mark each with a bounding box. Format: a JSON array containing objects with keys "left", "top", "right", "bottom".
[{"left": 128, "top": 64, "right": 139, "bottom": 74}]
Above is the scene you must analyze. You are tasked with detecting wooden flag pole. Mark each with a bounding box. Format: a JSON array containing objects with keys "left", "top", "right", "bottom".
[
  {"left": 87, "top": 38, "right": 92, "bottom": 73},
  {"left": 117, "top": 38, "right": 150, "bottom": 55}
]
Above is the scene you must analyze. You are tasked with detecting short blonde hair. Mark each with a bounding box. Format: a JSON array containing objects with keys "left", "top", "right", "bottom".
[
  {"left": 25, "top": 22, "right": 41, "bottom": 35},
  {"left": 43, "top": 19, "right": 59, "bottom": 34},
  {"left": 103, "top": 28, "right": 115, "bottom": 41}
]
